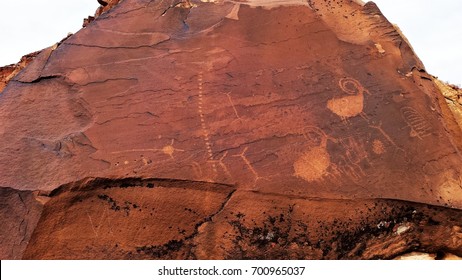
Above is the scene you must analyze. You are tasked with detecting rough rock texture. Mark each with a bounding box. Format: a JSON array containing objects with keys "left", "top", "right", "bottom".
[
  {"left": 0, "top": 51, "right": 40, "bottom": 93},
  {"left": 0, "top": 0, "right": 461, "bottom": 259},
  {"left": 96, "top": 0, "right": 124, "bottom": 16},
  {"left": 0, "top": 188, "right": 43, "bottom": 259},
  {"left": 435, "top": 80, "right": 462, "bottom": 132},
  {"left": 84, "top": 0, "right": 124, "bottom": 26}
]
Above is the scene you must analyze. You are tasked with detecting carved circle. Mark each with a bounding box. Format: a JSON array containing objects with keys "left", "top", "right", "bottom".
[
  {"left": 339, "top": 77, "right": 363, "bottom": 95},
  {"left": 302, "top": 126, "right": 328, "bottom": 147}
]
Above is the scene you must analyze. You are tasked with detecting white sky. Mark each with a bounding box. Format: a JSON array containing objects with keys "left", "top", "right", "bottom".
[
  {"left": 0, "top": 0, "right": 460, "bottom": 85},
  {"left": 373, "top": 0, "right": 461, "bottom": 85}
]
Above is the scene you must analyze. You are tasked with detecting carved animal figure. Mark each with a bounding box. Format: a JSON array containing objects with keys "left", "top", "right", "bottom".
[{"left": 327, "top": 77, "right": 368, "bottom": 121}]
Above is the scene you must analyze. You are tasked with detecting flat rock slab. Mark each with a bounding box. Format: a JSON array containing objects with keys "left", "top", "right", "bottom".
[{"left": 0, "top": 188, "right": 43, "bottom": 259}]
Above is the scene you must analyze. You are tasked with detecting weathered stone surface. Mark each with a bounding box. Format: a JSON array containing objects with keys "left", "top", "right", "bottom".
[
  {"left": 0, "top": 0, "right": 461, "bottom": 259},
  {"left": 22, "top": 177, "right": 234, "bottom": 259},
  {"left": 96, "top": 0, "right": 123, "bottom": 16},
  {"left": 0, "top": 188, "right": 43, "bottom": 259},
  {"left": 0, "top": 51, "right": 40, "bottom": 93},
  {"left": 84, "top": 0, "right": 123, "bottom": 26},
  {"left": 436, "top": 80, "right": 462, "bottom": 132}
]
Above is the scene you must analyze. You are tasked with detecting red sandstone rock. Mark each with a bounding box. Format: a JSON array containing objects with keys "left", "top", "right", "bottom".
[
  {"left": 0, "top": 51, "right": 40, "bottom": 93},
  {"left": 1, "top": 0, "right": 461, "bottom": 259},
  {"left": 95, "top": 0, "right": 123, "bottom": 19},
  {"left": 436, "top": 80, "right": 462, "bottom": 132},
  {"left": 0, "top": 188, "right": 43, "bottom": 259}
]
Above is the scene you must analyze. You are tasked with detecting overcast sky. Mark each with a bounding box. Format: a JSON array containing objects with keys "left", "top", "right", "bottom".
[{"left": 0, "top": 0, "right": 460, "bottom": 85}]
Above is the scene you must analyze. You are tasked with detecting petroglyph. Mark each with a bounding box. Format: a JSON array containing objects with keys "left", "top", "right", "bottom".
[
  {"left": 327, "top": 77, "right": 369, "bottom": 121},
  {"left": 372, "top": 139, "right": 385, "bottom": 155},
  {"left": 110, "top": 139, "right": 183, "bottom": 170},
  {"left": 87, "top": 211, "right": 98, "bottom": 237},
  {"left": 162, "top": 145, "right": 175, "bottom": 158},
  {"left": 302, "top": 126, "right": 329, "bottom": 145},
  {"left": 161, "top": 139, "right": 185, "bottom": 159},
  {"left": 341, "top": 137, "right": 369, "bottom": 167},
  {"left": 368, "top": 121, "right": 409, "bottom": 160},
  {"left": 337, "top": 137, "right": 369, "bottom": 182},
  {"left": 225, "top": 92, "right": 241, "bottom": 120},
  {"left": 338, "top": 78, "right": 363, "bottom": 95},
  {"left": 368, "top": 121, "right": 399, "bottom": 149},
  {"left": 232, "top": 147, "right": 266, "bottom": 188},
  {"left": 336, "top": 163, "right": 363, "bottom": 183},
  {"left": 294, "top": 126, "right": 332, "bottom": 182},
  {"left": 233, "top": 147, "right": 258, "bottom": 177},
  {"left": 294, "top": 147, "right": 331, "bottom": 182},
  {"left": 86, "top": 207, "right": 107, "bottom": 238},
  {"left": 111, "top": 149, "right": 156, "bottom": 155},
  {"left": 189, "top": 162, "right": 204, "bottom": 178},
  {"left": 295, "top": 125, "right": 375, "bottom": 184},
  {"left": 400, "top": 106, "right": 432, "bottom": 139},
  {"left": 197, "top": 71, "right": 217, "bottom": 175},
  {"left": 208, "top": 151, "right": 232, "bottom": 179},
  {"left": 111, "top": 139, "right": 184, "bottom": 158}
]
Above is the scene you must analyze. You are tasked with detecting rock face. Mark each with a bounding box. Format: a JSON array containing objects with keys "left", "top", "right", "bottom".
[
  {"left": 0, "top": 188, "right": 43, "bottom": 259},
  {"left": 436, "top": 80, "right": 462, "bottom": 132},
  {"left": 0, "top": 51, "right": 40, "bottom": 93},
  {"left": 1, "top": 0, "right": 461, "bottom": 259}
]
